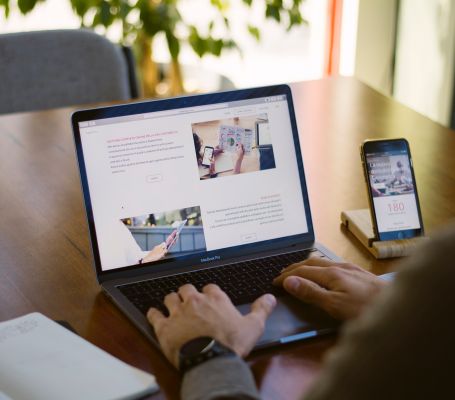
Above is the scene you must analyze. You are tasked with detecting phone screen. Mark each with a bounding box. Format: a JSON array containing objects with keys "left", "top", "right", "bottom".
[
  {"left": 202, "top": 146, "right": 214, "bottom": 167},
  {"left": 165, "top": 219, "right": 188, "bottom": 250},
  {"left": 362, "top": 139, "right": 424, "bottom": 241}
]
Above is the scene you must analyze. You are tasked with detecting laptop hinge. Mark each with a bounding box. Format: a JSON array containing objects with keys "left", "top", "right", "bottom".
[{"left": 98, "top": 240, "right": 317, "bottom": 285}]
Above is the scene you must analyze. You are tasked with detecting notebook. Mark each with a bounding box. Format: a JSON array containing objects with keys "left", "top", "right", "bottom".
[{"left": 0, "top": 313, "right": 158, "bottom": 400}]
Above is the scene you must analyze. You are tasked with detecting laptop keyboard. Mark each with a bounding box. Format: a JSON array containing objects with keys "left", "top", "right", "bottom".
[{"left": 117, "top": 248, "right": 325, "bottom": 316}]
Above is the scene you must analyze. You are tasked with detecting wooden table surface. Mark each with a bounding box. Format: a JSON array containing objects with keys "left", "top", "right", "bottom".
[{"left": 1, "top": 77, "right": 454, "bottom": 400}]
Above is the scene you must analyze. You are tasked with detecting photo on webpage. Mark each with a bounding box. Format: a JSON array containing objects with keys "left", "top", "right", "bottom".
[
  {"left": 192, "top": 114, "right": 276, "bottom": 180},
  {"left": 119, "top": 206, "right": 206, "bottom": 266},
  {"left": 367, "top": 154, "right": 415, "bottom": 198}
]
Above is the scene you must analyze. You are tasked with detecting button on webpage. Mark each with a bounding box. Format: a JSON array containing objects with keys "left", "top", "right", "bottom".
[{"left": 146, "top": 174, "right": 162, "bottom": 183}]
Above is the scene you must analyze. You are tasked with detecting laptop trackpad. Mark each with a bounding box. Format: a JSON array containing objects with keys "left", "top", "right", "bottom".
[{"left": 236, "top": 295, "right": 340, "bottom": 348}]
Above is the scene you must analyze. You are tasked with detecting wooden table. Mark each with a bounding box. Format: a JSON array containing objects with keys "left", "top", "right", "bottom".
[{"left": 1, "top": 77, "right": 454, "bottom": 400}]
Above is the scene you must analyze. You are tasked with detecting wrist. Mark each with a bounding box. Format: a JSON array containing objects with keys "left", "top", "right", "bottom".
[{"left": 178, "top": 336, "right": 236, "bottom": 373}]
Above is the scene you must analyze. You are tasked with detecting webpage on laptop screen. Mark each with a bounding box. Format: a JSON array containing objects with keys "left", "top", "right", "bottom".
[{"left": 79, "top": 96, "right": 309, "bottom": 271}]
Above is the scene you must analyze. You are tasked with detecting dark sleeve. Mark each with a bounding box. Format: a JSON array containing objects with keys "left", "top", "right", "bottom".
[
  {"left": 304, "top": 224, "right": 455, "bottom": 400},
  {"left": 181, "top": 355, "right": 260, "bottom": 400}
]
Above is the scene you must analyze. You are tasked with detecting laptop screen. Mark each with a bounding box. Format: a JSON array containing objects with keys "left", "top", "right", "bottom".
[{"left": 75, "top": 88, "right": 311, "bottom": 273}]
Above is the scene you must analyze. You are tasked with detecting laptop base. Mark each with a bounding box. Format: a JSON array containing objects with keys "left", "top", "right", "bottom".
[{"left": 103, "top": 242, "right": 341, "bottom": 352}]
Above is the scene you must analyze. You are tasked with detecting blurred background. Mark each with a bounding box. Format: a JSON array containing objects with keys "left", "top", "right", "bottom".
[{"left": 1, "top": 0, "right": 454, "bottom": 128}]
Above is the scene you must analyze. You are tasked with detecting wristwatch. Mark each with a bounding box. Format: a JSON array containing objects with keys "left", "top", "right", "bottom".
[{"left": 178, "top": 336, "right": 235, "bottom": 373}]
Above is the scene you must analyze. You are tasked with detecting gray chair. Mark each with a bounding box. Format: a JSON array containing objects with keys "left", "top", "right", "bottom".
[{"left": 0, "top": 29, "right": 138, "bottom": 114}]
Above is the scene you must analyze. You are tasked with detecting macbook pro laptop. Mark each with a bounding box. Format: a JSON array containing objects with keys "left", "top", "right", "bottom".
[{"left": 71, "top": 84, "right": 341, "bottom": 350}]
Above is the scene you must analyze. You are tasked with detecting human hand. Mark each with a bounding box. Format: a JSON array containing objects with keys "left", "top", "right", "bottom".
[
  {"left": 213, "top": 145, "right": 223, "bottom": 156},
  {"left": 142, "top": 242, "right": 167, "bottom": 263},
  {"left": 236, "top": 143, "right": 245, "bottom": 159},
  {"left": 209, "top": 158, "right": 216, "bottom": 175},
  {"left": 273, "top": 257, "right": 387, "bottom": 320},
  {"left": 147, "top": 284, "right": 276, "bottom": 368}
]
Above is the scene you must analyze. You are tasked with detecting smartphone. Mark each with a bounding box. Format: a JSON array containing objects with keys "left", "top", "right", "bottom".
[
  {"left": 165, "top": 219, "right": 188, "bottom": 250},
  {"left": 202, "top": 146, "right": 214, "bottom": 167},
  {"left": 361, "top": 138, "right": 424, "bottom": 241}
]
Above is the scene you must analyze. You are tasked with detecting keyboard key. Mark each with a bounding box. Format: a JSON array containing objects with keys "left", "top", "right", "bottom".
[{"left": 117, "top": 248, "right": 319, "bottom": 314}]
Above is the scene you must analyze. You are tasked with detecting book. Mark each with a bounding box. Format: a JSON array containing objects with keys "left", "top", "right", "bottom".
[
  {"left": 341, "top": 209, "right": 428, "bottom": 259},
  {"left": 0, "top": 313, "right": 159, "bottom": 400}
]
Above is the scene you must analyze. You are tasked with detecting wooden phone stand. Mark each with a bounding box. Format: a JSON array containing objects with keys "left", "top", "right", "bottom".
[{"left": 340, "top": 209, "right": 427, "bottom": 259}]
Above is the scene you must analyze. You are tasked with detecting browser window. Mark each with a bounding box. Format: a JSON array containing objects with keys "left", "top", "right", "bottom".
[{"left": 79, "top": 96, "right": 309, "bottom": 271}]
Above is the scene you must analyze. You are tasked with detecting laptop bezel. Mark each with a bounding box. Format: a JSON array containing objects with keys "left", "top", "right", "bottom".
[{"left": 71, "top": 84, "right": 315, "bottom": 283}]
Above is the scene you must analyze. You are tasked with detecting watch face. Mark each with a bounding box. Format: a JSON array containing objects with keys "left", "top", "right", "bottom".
[{"left": 180, "top": 336, "right": 214, "bottom": 357}]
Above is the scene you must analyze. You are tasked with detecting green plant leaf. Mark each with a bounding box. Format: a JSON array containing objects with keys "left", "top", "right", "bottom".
[
  {"left": 265, "top": 4, "right": 281, "bottom": 22},
  {"left": 100, "top": 0, "right": 113, "bottom": 27},
  {"left": 188, "top": 23, "right": 239, "bottom": 59},
  {"left": 222, "top": 38, "right": 240, "bottom": 57},
  {"left": 210, "top": 0, "right": 229, "bottom": 12},
  {"left": 70, "top": 0, "right": 91, "bottom": 17},
  {"left": 247, "top": 25, "right": 260, "bottom": 41},
  {"left": 91, "top": 0, "right": 114, "bottom": 28},
  {"left": 17, "top": 0, "right": 40, "bottom": 14},
  {"left": 188, "top": 26, "right": 206, "bottom": 58},
  {"left": 165, "top": 30, "right": 180, "bottom": 60},
  {"left": 118, "top": 1, "right": 132, "bottom": 19},
  {"left": 139, "top": 3, "right": 162, "bottom": 36},
  {"left": 209, "top": 38, "right": 223, "bottom": 56},
  {"left": 273, "top": 0, "right": 284, "bottom": 6},
  {"left": 288, "top": 3, "right": 307, "bottom": 30},
  {"left": 2, "top": 0, "right": 308, "bottom": 65},
  {"left": 0, "top": 0, "right": 10, "bottom": 18}
]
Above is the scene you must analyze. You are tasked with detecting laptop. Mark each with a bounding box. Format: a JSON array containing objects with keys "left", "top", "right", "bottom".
[{"left": 71, "top": 84, "right": 341, "bottom": 350}]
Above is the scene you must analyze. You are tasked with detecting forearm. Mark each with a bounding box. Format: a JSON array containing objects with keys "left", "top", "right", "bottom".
[
  {"left": 234, "top": 158, "right": 243, "bottom": 174},
  {"left": 303, "top": 225, "right": 455, "bottom": 400},
  {"left": 181, "top": 356, "right": 260, "bottom": 400}
]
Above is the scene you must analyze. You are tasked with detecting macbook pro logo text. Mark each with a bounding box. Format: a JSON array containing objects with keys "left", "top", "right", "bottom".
[{"left": 200, "top": 255, "right": 221, "bottom": 263}]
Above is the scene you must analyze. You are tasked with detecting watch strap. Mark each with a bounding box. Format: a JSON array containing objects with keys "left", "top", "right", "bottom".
[{"left": 179, "top": 337, "right": 235, "bottom": 373}]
